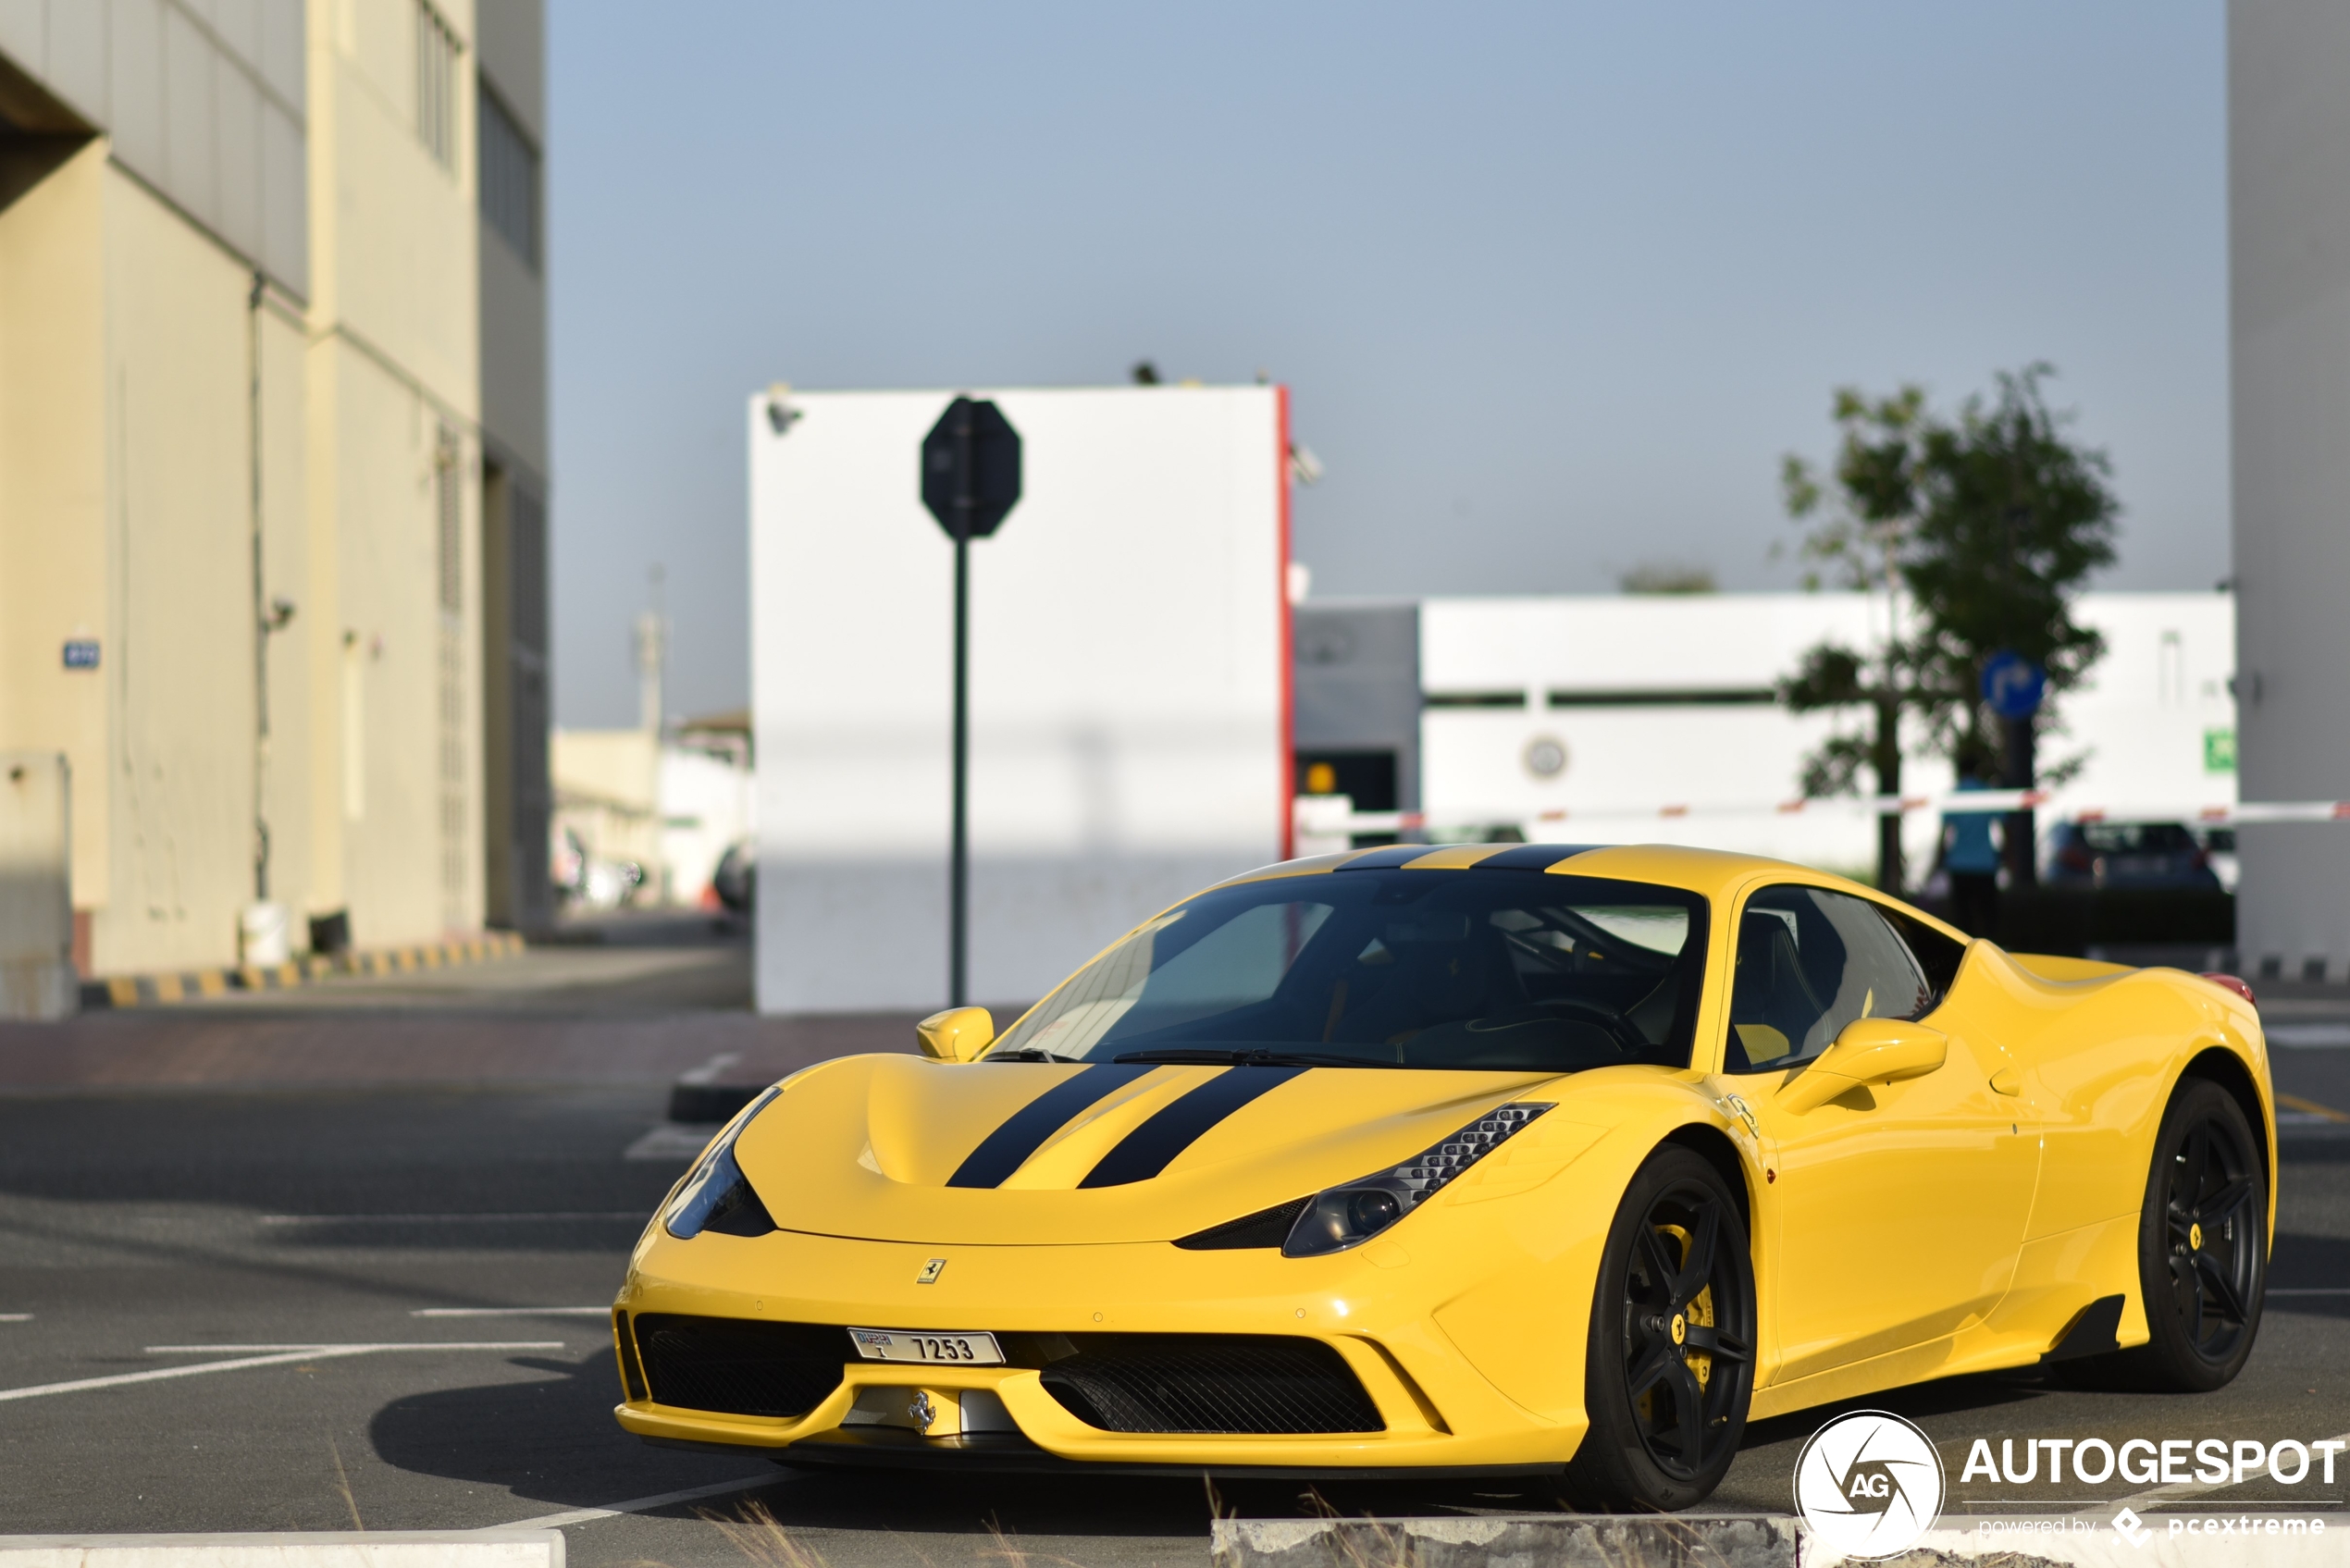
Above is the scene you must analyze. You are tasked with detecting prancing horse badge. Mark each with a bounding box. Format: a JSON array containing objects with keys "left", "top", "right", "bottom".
[{"left": 916, "top": 1257, "right": 947, "bottom": 1285}]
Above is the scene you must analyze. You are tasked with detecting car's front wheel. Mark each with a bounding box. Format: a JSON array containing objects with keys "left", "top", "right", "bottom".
[{"left": 1565, "top": 1144, "right": 1755, "bottom": 1511}]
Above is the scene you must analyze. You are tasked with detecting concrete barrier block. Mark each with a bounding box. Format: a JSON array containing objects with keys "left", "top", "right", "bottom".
[
  {"left": 1211, "top": 1513, "right": 1797, "bottom": 1568},
  {"left": 0, "top": 1530, "right": 563, "bottom": 1568}
]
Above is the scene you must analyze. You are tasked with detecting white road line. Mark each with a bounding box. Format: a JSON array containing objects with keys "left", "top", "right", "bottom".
[
  {"left": 145, "top": 1341, "right": 565, "bottom": 1353},
  {"left": 495, "top": 1475, "right": 776, "bottom": 1532},
  {"left": 0, "top": 1341, "right": 569, "bottom": 1405},
  {"left": 678, "top": 1052, "right": 744, "bottom": 1086},
  {"left": 0, "top": 1314, "right": 30, "bottom": 1322},
  {"left": 413, "top": 1307, "right": 611, "bottom": 1317},
  {"left": 0, "top": 1348, "right": 382, "bottom": 1403},
  {"left": 260, "top": 1212, "right": 643, "bottom": 1225}
]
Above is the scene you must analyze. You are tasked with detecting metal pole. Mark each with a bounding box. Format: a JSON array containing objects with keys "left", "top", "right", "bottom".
[
  {"left": 949, "top": 407, "right": 972, "bottom": 1006},
  {"left": 950, "top": 532, "right": 970, "bottom": 1006}
]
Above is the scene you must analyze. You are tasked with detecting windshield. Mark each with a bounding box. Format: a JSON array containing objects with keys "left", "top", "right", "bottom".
[{"left": 988, "top": 869, "right": 1710, "bottom": 1071}]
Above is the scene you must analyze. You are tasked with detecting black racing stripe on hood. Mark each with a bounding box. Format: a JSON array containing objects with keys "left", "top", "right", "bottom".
[
  {"left": 1078, "top": 1066, "right": 1309, "bottom": 1189},
  {"left": 1478, "top": 843, "right": 1606, "bottom": 870},
  {"left": 946, "top": 1064, "right": 1157, "bottom": 1189},
  {"left": 1334, "top": 845, "right": 1431, "bottom": 870}
]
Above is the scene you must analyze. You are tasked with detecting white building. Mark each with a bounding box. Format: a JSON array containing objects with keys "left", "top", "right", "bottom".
[
  {"left": 750, "top": 384, "right": 1291, "bottom": 1013},
  {"left": 2230, "top": 0, "right": 2350, "bottom": 982},
  {"left": 1303, "top": 591, "right": 2237, "bottom": 884}
]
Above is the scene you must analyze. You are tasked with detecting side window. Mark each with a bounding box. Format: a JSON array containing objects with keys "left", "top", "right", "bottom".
[
  {"left": 1724, "top": 886, "right": 1933, "bottom": 1074},
  {"left": 1884, "top": 907, "right": 1968, "bottom": 1005}
]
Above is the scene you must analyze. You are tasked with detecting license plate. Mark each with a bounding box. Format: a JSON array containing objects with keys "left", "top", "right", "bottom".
[{"left": 847, "top": 1327, "right": 1005, "bottom": 1364}]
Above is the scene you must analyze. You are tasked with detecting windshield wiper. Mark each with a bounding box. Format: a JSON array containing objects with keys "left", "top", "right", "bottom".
[
  {"left": 983, "top": 1048, "right": 1082, "bottom": 1063},
  {"left": 1110, "top": 1047, "right": 1383, "bottom": 1069}
]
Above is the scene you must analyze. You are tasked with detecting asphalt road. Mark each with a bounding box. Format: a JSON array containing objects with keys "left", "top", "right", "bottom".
[{"left": 4, "top": 936, "right": 2349, "bottom": 1566}]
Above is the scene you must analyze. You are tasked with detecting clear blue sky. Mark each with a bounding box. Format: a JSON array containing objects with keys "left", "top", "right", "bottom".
[{"left": 549, "top": 1, "right": 2226, "bottom": 727}]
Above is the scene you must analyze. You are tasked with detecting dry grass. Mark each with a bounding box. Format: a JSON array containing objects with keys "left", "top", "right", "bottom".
[{"left": 327, "top": 1436, "right": 363, "bottom": 1531}]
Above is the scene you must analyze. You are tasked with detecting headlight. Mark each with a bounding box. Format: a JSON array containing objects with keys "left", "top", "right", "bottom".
[
  {"left": 663, "top": 1087, "right": 782, "bottom": 1240},
  {"left": 1280, "top": 1102, "right": 1552, "bottom": 1257}
]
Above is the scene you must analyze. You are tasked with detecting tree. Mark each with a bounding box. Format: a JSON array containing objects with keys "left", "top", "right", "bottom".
[
  {"left": 1779, "top": 387, "right": 1931, "bottom": 891},
  {"left": 1778, "top": 367, "right": 2119, "bottom": 892},
  {"left": 1905, "top": 365, "right": 2119, "bottom": 885}
]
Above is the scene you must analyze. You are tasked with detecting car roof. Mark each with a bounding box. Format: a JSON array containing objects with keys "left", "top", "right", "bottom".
[{"left": 1213, "top": 842, "right": 1879, "bottom": 903}]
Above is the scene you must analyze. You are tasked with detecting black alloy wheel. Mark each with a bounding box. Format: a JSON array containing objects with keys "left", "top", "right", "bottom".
[
  {"left": 1565, "top": 1145, "right": 1755, "bottom": 1511},
  {"left": 2124, "top": 1078, "right": 2266, "bottom": 1390}
]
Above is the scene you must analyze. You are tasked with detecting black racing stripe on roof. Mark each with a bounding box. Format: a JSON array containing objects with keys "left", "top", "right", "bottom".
[
  {"left": 1334, "top": 846, "right": 1435, "bottom": 870},
  {"left": 946, "top": 1064, "right": 1157, "bottom": 1189},
  {"left": 1478, "top": 843, "right": 1608, "bottom": 870},
  {"left": 1077, "top": 1067, "right": 1309, "bottom": 1189}
]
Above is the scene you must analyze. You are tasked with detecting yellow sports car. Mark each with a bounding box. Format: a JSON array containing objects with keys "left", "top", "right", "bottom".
[{"left": 610, "top": 844, "right": 2272, "bottom": 1509}]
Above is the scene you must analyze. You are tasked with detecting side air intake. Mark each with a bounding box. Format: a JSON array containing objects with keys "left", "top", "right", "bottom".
[{"left": 631, "top": 1314, "right": 847, "bottom": 1418}]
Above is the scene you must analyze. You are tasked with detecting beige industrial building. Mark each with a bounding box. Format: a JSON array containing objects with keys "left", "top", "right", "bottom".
[{"left": 0, "top": 0, "right": 550, "bottom": 982}]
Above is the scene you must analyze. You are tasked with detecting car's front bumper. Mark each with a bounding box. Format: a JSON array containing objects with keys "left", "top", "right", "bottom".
[{"left": 612, "top": 1222, "right": 1594, "bottom": 1473}]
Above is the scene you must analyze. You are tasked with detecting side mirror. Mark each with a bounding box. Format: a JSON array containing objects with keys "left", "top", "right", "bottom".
[
  {"left": 1775, "top": 1017, "right": 1948, "bottom": 1116},
  {"left": 917, "top": 1006, "right": 996, "bottom": 1063}
]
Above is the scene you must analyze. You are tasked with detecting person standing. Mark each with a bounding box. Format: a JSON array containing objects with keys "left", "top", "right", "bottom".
[{"left": 1942, "top": 749, "right": 2003, "bottom": 938}]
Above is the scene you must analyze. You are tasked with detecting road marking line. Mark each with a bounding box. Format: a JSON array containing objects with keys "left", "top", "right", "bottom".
[
  {"left": 494, "top": 1475, "right": 775, "bottom": 1532},
  {"left": 0, "top": 1341, "right": 570, "bottom": 1404},
  {"left": 146, "top": 1341, "right": 563, "bottom": 1353},
  {"left": 2277, "top": 1092, "right": 2350, "bottom": 1123},
  {"left": 679, "top": 1052, "right": 743, "bottom": 1086},
  {"left": 0, "top": 1314, "right": 30, "bottom": 1322},
  {"left": 0, "top": 1348, "right": 379, "bottom": 1403},
  {"left": 412, "top": 1307, "right": 611, "bottom": 1317},
  {"left": 259, "top": 1212, "right": 644, "bottom": 1225}
]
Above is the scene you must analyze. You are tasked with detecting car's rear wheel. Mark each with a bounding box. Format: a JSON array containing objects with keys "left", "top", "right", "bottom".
[
  {"left": 1565, "top": 1145, "right": 1754, "bottom": 1511},
  {"left": 2119, "top": 1078, "right": 2267, "bottom": 1390}
]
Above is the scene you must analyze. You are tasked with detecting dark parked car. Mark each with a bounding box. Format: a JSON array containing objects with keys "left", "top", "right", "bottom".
[
  {"left": 2042, "top": 820, "right": 2221, "bottom": 890},
  {"left": 711, "top": 839, "right": 755, "bottom": 914}
]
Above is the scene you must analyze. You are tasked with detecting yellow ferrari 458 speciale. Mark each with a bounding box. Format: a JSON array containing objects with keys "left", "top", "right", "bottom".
[{"left": 611, "top": 843, "right": 2273, "bottom": 1510}]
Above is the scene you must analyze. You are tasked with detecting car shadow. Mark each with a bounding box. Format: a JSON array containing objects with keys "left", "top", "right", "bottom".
[{"left": 367, "top": 1351, "right": 1589, "bottom": 1527}]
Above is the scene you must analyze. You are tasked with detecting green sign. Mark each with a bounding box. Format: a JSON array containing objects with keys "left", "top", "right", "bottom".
[{"left": 2204, "top": 727, "right": 2237, "bottom": 773}]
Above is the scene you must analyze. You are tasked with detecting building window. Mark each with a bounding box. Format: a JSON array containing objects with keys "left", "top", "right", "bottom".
[
  {"left": 478, "top": 85, "right": 539, "bottom": 269},
  {"left": 416, "top": 0, "right": 461, "bottom": 169}
]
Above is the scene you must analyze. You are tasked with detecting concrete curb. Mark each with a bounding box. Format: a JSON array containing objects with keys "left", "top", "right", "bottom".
[
  {"left": 84, "top": 932, "right": 528, "bottom": 1008},
  {"left": 1211, "top": 1513, "right": 1795, "bottom": 1568},
  {"left": 0, "top": 1530, "right": 561, "bottom": 1568},
  {"left": 1209, "top": 1513, "right": 2350, "bottom": 1568}
]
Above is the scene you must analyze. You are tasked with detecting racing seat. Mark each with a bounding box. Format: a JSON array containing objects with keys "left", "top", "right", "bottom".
[{"left": 1727, "top": 911, "right": 1829, "bottom": 1070}]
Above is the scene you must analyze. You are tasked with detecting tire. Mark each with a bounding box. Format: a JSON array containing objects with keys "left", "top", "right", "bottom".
[
  {"left": 1565, "top": 1145, "right": 1756, "bottom": 1511},
  {"left": 2075, "top": 1078, "right": 2267, "bottom": 1391}
]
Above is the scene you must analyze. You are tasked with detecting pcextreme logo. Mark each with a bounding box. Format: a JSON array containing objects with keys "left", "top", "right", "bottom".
[{"left": 1793, "top": 1410, "right": 1948, "bottom": 1561}]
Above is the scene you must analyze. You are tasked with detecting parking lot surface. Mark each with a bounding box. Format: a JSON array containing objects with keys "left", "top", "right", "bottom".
[{"left": 4, "top": 938, "right": 2347, "bottom": 1565}]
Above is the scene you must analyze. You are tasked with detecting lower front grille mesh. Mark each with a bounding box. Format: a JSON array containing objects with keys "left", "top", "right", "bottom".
[
  {"left": 632, "top": 1314, "right": 847, "bottom": 1418},
  {"left": 1040, "top": 1334, "right": 1383, "bottom": 1434}
]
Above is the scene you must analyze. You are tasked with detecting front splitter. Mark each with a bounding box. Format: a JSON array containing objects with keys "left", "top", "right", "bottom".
[{"left": 641, "top": 1426, "right": 1568, "bottom": 1483}]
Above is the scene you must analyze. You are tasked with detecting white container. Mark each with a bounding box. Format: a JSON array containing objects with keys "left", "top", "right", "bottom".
[{"left": 239, "top": 901, "right": 291, "bottom": 966}]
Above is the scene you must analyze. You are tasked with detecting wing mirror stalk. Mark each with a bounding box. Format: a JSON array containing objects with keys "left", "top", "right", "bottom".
[
  {"left": 1776, "top": 1018, "right": 1948, "bottom": 1115},
  {"left": 918, "top": 1006, "right": 996, "bottom": 1063}
]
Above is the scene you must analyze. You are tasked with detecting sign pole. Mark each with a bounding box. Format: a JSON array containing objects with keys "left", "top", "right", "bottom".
[
  {"left": 920, "top": 395, "right": 1020, "bottom": 1011},
  {"left": 950, "top": 518, "right": 970, "bottom": 1007}
]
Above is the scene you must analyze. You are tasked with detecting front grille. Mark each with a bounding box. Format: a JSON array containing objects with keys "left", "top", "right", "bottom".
[
  {"left": 1040, "top": 1334, "right": 1383, "bottom": 1434},
  {"left": 631, "top": 1314, "right": 847, "bottom": 1418}
]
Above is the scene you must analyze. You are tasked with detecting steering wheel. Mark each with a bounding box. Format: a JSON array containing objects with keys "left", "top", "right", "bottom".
[{"left": 1469, "top": 995, "right": 1646, "bottom": 1056}]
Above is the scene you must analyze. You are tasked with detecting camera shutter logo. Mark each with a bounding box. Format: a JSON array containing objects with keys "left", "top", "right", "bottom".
[{"left": 1792, "top": 1410, "right": 1945, "bottom": 1560}]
